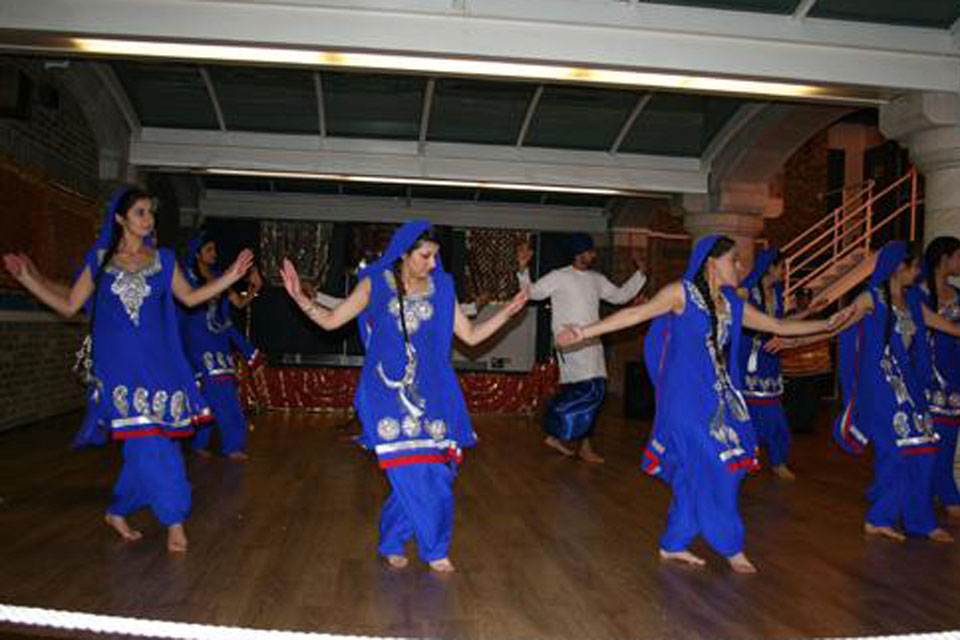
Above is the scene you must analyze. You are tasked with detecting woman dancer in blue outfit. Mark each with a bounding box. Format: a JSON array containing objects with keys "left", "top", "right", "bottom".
[
  {"left": 737, "top": 248, "right": 796, "bottom": 480},
  {"left": 921, "top": 237, "right": 960, "bottom": 519},
  {"left": 835, "top": 242, "right": 959, "bottom": 543},
  {"left": 280, "top": 220, "right": 527, "bottom": 572},
  {"left": 180, "top": 231, "right": 261, "bottom": 460},
  {"left": 3, "top": 187, "right": 253, "bottom": 552},
  {"left": 557, "top": 236, "right": 850, "bottom": 572}
]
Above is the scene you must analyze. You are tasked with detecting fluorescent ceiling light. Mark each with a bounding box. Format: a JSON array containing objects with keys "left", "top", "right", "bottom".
[
  {"left": 204, "top": 168, "right": 638, "bottom": 196},
  {"left": 69, "top": 37, "right": 882, "bottom": 104}
]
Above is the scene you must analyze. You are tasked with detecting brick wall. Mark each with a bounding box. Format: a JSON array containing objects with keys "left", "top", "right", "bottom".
[
  {"left": 765, "top": 130, "right": 831, "bottom": 249},
  {"left": 0, "top": 58, "right": 100, "bottom": 197},
  {"left": 1, "top": 58, "right": 101, "bottom": 431},
  {"left": 0, "top": 318, "right": 87, "bottom": 432}
]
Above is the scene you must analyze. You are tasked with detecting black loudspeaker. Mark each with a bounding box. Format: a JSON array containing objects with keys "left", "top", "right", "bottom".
[{"left": 624, "top": 360, "right": 655, "bottom": 420}]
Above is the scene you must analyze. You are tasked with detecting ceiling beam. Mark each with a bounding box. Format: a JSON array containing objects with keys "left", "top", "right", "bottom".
[
  {"left": 200, "top": 189, "right": 609, "bottom": 232},
  {"left": 792, "top": 0, "right": 818, "bottom": 21},
  {"left": 313, "top": 72, "right": 327, "bottom": 137},
  {"left": 610, "top": 93, "right": 652, "bottom": 154},
  {"left": 516, "top": 85, "right": 543, "bottom": 148},
  {"left": 130, "top": 128, "right": 708, "bottom": 194},
  {"left": 198, "top": 67, "right": 226, "bottom": 131},
  {"left": 2, "top": 0, "right": 956, "bottom": 96}
]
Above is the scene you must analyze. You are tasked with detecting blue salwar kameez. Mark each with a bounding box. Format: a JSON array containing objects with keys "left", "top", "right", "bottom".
[
  {"left": 835, "top": 243, "right": 940, "bottom": 536},
  {"left": 919, "top": 283, "right": 960, "bottom": 507},
  {"left": 738, "top": 249, "right": 791, "bottom": 467},
  {"left": 643, "top": 237, "right": 759, "bottom": 558},
  {"left": 353, "top": 221, "right": 476, "bottom": 562},
  {"left": 179, "top": 235, "right": 257, "bottom": 456},
  {"left": 79, "top": 241, "right": 210, "bottom": 527}
]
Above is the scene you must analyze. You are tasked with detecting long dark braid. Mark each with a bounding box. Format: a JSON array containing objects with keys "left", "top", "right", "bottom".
[
  {"left": 693, "top": 236, "right": 735, "bottom": 361},
  {"left": 924, "top": 236, "right": 960, "bottom": 313}
]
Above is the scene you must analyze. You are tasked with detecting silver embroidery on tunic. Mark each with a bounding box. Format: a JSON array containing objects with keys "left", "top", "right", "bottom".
[
  {"left": 133, "top": 387, "right": 150, "bottom": 415},
  {"left": 106, "top": 253, "right": 162, "bottom": 326},
  {"left": 152, "top": 390, "right": 169, "bottom": 417},
  {"left": 112, "top": 385, "right": 129, "bottom": 417},
  {"left": 377, "top": 417, "right": 401, "bottom": 441},
  {"left": 170, "top": 391, "right": 185, "bottom": 421}
]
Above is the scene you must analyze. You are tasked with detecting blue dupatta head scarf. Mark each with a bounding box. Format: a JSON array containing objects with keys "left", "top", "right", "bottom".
[
  {"left": 645, "top": 235, "right": 746, "bottom": 389},
  {"left": 356, "top": 220, "right": 438, "bottom": 347},
  {"left": 741, "top": 248, "right": 781, "bottom": 290},
  {"left": 184, "top": 229, "right": 217, "bottom": 288}
]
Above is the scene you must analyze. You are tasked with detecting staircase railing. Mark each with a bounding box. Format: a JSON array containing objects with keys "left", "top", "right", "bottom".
[{"left": 782, "top": 167, "right": 919, "bottom": 308}]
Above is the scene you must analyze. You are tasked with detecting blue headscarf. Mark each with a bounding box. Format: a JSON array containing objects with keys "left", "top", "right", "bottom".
[
  {"left": 184, "top": 230, "right": 217, "bottom": 288},
  {"left": 645, "top": 235, "right": 745, "bottom": 389},
  {"left": 356, "top": 220, "right": 436, "bottom": 347},
  {"left": 741, "top": 248, "right": 781, "bottom": 290},
  {"left": 870, "top": 241, "right": 908, "bottom": 287}
]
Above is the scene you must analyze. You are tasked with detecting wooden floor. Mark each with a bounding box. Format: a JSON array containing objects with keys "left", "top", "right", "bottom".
[{"left": 1, "top": 404, "right": 960, "bottom": 640}]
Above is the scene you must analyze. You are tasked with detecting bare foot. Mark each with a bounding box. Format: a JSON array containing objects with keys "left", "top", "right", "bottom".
[
  {"left": 928, "top": 528, "right": 955, "bottom": 543},
  {"left": 104, "top": 514, "right": 142, "bottom": 541},
  {"left": 385, "top": 555, "right": 409, "bottom": 568},
  {"left": 772, "top": 464, "right": 796, "bottom": 481},
  {"left": 429, "top": 558, "right": 455, "bottom": 573},
  {"left": 864, "top": 523, "right": 906, "bottom": 542},
  {"left": 194, "top": 449, "right": 213, "bottom": 459},
  {"left": 578, "top": 440, "right": 605, "bottom": 464},
  {"left": 659, "top": 548, "right": 706, "bottom": 567},
  {"left": 167, "top": 524, "right": 188, "bottom": 553},
  {"left": 727, "top": 553, "right": 758, "bottom": 574},
  {"left": 946, "top": 505, "right": 960, "bottom": 521},
  {"left": 544, "top": 436, "right": 574, "bottom": 457},
  {"left": 227, "top": 451, "right": 249, "bottom": 461}
]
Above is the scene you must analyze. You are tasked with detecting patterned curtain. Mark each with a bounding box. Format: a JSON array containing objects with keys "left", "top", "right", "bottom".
[
  {"left": 465, "top": 228, "right": 527, "bottom": 301},
  {"left": 259, "top": 220, "right": 333, "bottom": 287}
]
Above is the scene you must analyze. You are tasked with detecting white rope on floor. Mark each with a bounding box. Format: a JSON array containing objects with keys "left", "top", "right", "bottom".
[
  {"left": 0, "top": 604, "right": 390, "bottom": 640},
  {"left": 2, "top": 603, "right": 960, "bottom": 640}
]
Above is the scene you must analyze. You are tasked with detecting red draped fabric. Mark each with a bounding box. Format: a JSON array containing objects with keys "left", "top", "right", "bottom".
[{"left": 236, "top": 361, "right": 559, "bottom": 414}]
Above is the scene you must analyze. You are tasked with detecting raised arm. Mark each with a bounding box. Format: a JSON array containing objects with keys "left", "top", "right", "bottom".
[
  {"left": 556, "top": 281, "right": 684, "bottom": 347},
  {"left": 923, "top": 302, "right": 960, "bottom": 338},
  {"left": 227, "top": 266, "right": 263, "bottom": 309},
  {"left": 453, "top": 288, "right": 528, "bottom": 346},
  {"left": 597, "top": 270, "right": 647, "bottom": 305},
  {"left": 765, "top": 292, "right": 872, "bottom": 352},
  {"left": 745, "top": 292, "right": 863, "bottom": 337},
  {"left": 172, "top": 249, "right": 254, "bottom": 308},
  {"left": 3, "top": 253, "right": 93, "bottom": 318},
  {"left": 281, "top": 258, "right": 370, "bottom": 330}
]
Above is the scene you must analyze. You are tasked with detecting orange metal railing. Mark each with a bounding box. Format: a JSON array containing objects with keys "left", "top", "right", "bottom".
[{"left": 782, "top": 167, "right": 919, "bottom": 308}]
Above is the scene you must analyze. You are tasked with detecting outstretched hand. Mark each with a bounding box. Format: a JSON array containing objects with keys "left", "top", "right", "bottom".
[
  {"left": 505, "top": 287, "right": 529, "bottom": 316},
  {"left": 281, "top": 258, "right": 308, "bottom": 306},
  {"left": 3, "top": 252, "right": 38, "bottom": 283},
  {"left": 225, "top": 249, "right": 255, "bottom": 283},
  {"left": 555, "top": 324, "right": 585, "bottom": 348},
  {"left": 764, "top": 336, "right": 791, "bottom": 354},
  {"left": 827, "top": 305, "right": 856, "bottom": 331}
]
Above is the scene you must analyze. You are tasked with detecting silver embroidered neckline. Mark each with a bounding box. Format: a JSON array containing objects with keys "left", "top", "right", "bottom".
[{"left": 106, "top": 253, "right": 162, "bottom": 326}]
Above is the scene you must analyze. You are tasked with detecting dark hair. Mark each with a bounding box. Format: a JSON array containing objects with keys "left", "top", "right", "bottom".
[
  {"left": 95, "top": 187, "right": 154, "bottom": 289},
  {"left": 924, "top": 236, "right": 960, "bottom": 312},
  {"left": 391, "top": 229, "right": 438, "bottom": 348},
  {"left": 881, "top": 242, "right": 920, "bottom": 348},
  {"left": 692, "top": 236, "right": 735, "bottom": 362}
]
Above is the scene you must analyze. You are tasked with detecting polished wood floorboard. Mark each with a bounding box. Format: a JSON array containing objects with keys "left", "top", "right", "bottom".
[{"left": 1, "top": 405, "right": 960, "bottom": 640}]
